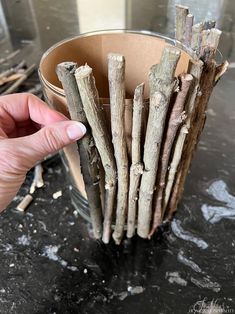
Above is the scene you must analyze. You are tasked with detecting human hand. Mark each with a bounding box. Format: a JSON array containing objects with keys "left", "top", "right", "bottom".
[{"left": 0, "top": 93, "right": 86, "bottom": 211}]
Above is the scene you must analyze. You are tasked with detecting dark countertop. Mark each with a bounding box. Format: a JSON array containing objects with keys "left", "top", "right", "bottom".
[{"left": 0, "top": 1, "right": 235, "bottom": 313}]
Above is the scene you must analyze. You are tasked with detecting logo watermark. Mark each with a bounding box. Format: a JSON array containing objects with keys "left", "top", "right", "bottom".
[{"left": 189, "top": 298, "right": 234, "bottom": 314}]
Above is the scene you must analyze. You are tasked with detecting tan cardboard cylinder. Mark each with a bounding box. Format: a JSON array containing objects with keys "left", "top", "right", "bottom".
[{"left": 39, "top": 31, "right": 193, "bottom": 199}]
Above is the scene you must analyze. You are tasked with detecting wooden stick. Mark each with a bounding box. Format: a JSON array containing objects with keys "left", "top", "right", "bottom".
[
  {"left": 0, "top": 60, "right": 26, "bottom": 80},
  {"left": 74, "top": 64, "right": 117, "bottom": 244},
  {"left": 108, "top": 53, "right": 129, "bottom": 245},
  {"left": 0, "top": 49, "right": 20, "bottom": 65},
  {"left": 191, "top": 22, "right": 204, "bottom": 55},
  {"left": 137, "top": 47, "right": 181, "bottom": 238},
  {"left": 127, "top": 83, "right": 144, "bottom": 238},
  {"left": 167, "top": 60, "right": 217, "bottom": 219},
  {"left": 164, "top": 124, "right": 188, "bottom": 218},
  {"left": 203, "top": 20, "right": 216, "bottom": 30},
  {"left": 149, "top": 74, "right": 193, "bottom": 237},
  {"left": 56, "top": 62, "right": 103, "bottom": 239},
  {"left": 200, "top": 28, "right": 222, "bottom": 62},
  {"left": 164, "top": 60, "right": 203, "bottom": 215},
  {"left": 184, "top": 14, "right": 194, "bottom": 47},
  {"left": 16, "top": 194, "right": 33, "bottom": 212},
  {"left": 1, "top": 64, "right": 36, "bottom": 95},
  {"left": 175, "top": 4, "right": 189, "bottom": 43},
  {"left": 208, "top": 28, "right": 221, "bottom": 50},
  {"left": 30, "top": 164, "right": 44, "bottom": 194},
  {"left": 0, "top": 73, "right": 23, "bottom": 86},
  {"left": 215, "top": 60, "right": 229, "bottom": 84}
]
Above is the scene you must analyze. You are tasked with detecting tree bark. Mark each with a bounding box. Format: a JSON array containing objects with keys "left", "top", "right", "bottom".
[
  {"left": 127, "top": 83, "right": 144, "bottom": 238},
  {"left": 191, "top": 22, "right": 203, "bottom": 56},
  {"left": 167, "top": 60, "right": 217, "bottom": 219},
  {"left": 175, "top": 4, "right": 189, "bottom": 43},
  {"left": 137, "top": 46, "right": 181, "bottom": 238},
  {"left": 108, "top": 53, "right": 129, "bottom": 245},
  {"left": 149, "top": 73, "right": 193, "bottom": 237},
  {"left": 184, "top": 14, "right": 194, "bottom": 47},
  {"left": 75, "top": 64, "right": 117, "bottom": 244},
  {"left": 164, "top": 60, "right": 203, "bottom": 217},
  {"left": 56, "top": 62, "right": 103, "bottom": 240}
]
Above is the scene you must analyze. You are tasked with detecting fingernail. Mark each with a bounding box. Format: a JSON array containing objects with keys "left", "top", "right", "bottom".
[{"left": 67, "top": 122, "right": 86, "bottom": 140}]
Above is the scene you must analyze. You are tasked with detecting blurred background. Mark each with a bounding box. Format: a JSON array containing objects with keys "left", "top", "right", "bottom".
[{"left": 0, "top": 0, "right": 234, "bottom": 64}]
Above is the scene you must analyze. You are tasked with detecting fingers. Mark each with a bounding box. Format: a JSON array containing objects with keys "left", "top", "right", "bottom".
[
  {"left": 2, "top": 120, "right": 86, "bottom": 170},
  {"left": 0, "top": 93, "right": 68, "bottom": 125}
]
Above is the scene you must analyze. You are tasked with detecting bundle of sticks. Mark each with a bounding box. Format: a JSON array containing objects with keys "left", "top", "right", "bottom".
[{"left": 56, "top": 5, "right": 228, "bottom": 244}]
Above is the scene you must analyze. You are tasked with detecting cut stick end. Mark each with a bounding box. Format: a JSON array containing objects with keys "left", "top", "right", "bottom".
[
  {"left": 108, "top": 53, "right": 125, "bottom": 63},
  {"left": 75, "top": 64, "right": 92, "bottom": 78},
  {"left": 137, "top": 230, "right": 148, "bottom": 239},
  {"left": 16, "top": 194, "right": 33, "bottom": 212},
  {"left": 112, "top": 232, "right": 122, "bottom": 245},
  {"left": 180, "top": 73, "right": 194, "bottom": 81},
  {"left": 176, "top": 4, "right": 189, "bottom": 10},
  {"left": 56, "top": 61, "right": 77, "bottom": 80},
  {"left": 164, "top": 46, "right": 181, "bottom": 58}
]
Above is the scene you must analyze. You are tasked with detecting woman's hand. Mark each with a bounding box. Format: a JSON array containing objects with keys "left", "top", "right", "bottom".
[{"left": 0, "top": 93, "right": 86, "bottom": 211}]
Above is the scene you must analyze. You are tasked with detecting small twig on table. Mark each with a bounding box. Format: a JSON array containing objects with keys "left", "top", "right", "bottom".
[
  {"left": 30, "top": 164, "right": 44, "bottom": 194},
  {"left": 0, "top": 49, "right": 20, "bottom": 65},
  {"left": 16, "top": 194, "right": 33, "bottom": 212},
  {"left": 137, "top": 46, "right": 181, "bottom": 239},
  {"left": 1, "top": 64, "right": 36, "bottom": 95},
  {"left": 75, "top": 64, "right": 117, "bottom": 244},
  {"left": 127, "top": 83, "right": 144, "bottom": 238},
  {"left": 56, "top": 62, "right": 103, "bottom": 240},
  {"left": 108, "top": 53, "right": 129, "bottom": 245},
  {"left": 149, "top": 73, "right": 193, "bottom": 237},
  {"left": 0, "top": 60, "right": 26, "bottom": 80},
  {"left": 0, "top": 73, "right": 23, "bottom": 86}
]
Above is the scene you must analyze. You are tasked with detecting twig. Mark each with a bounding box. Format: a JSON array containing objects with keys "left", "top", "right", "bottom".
[
  {"left": 127, "top": 83, "right": 144, "bottom": 238},
  {"left": 0, "top": 49, "right": 20, "bottom": 65},
  {"left": 167, "top": 60, "right": 217, "bottom": 218},
  {"left": 56, "top": 62, "right": 103, "bottom": 240},
  {"left": 108, "top": 53, "right": 129, "bottom": 245},
  {"left": 214, "top": 60, "right": 229, "bottom": 84},
  {"left": 30, "top": 164, "right": 44, "bottom": 194},
  {"left": 0, "top": 60, "right": 26, "bottom": 80},
  {"left": 16, "top": 194, "right": 33, "bottom": 212},
  {"left": 184, "top": 14, "right": 194, "bottom": 47},
  {"left": 191, "top": 22, "right": 204, "bottom": 55},
  {"left": 1, "top": 64, "right": 36, "bottom": 95},
  {"left": 137, "top": 46, "right": 181, "bottom": 238},
  {"left": 74, "top": 64, "right": 117, "bottom": 244},
  {"left": 149, "top": 74, "right": 193, "bottom": 237},
  {"left": 175, "top": 4, "right": 189, "bottom": 43},
  {"left": 164, "top": 60, "right": 203, "bottom": 216},
  {"left": 0, "top": 73, "right": 23, "bottom": 86},
  {"left": 164, "top": 124, "right": 188, "bottom": 218},
  {"left": 203, "top": 20, "right": 216, "bottom": 30},
  {"left": 200, "top": 28, "right": 222, "bottom": 62}
]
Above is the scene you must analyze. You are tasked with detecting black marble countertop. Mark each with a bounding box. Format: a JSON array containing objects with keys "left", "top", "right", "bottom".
[{"left": 0, "top": 1, "right": 235, "bottom": 313}]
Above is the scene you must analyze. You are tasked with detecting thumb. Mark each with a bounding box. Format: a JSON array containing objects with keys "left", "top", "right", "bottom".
[{"left": 11, "top": 120, "right": 86, "bottom": 170}]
